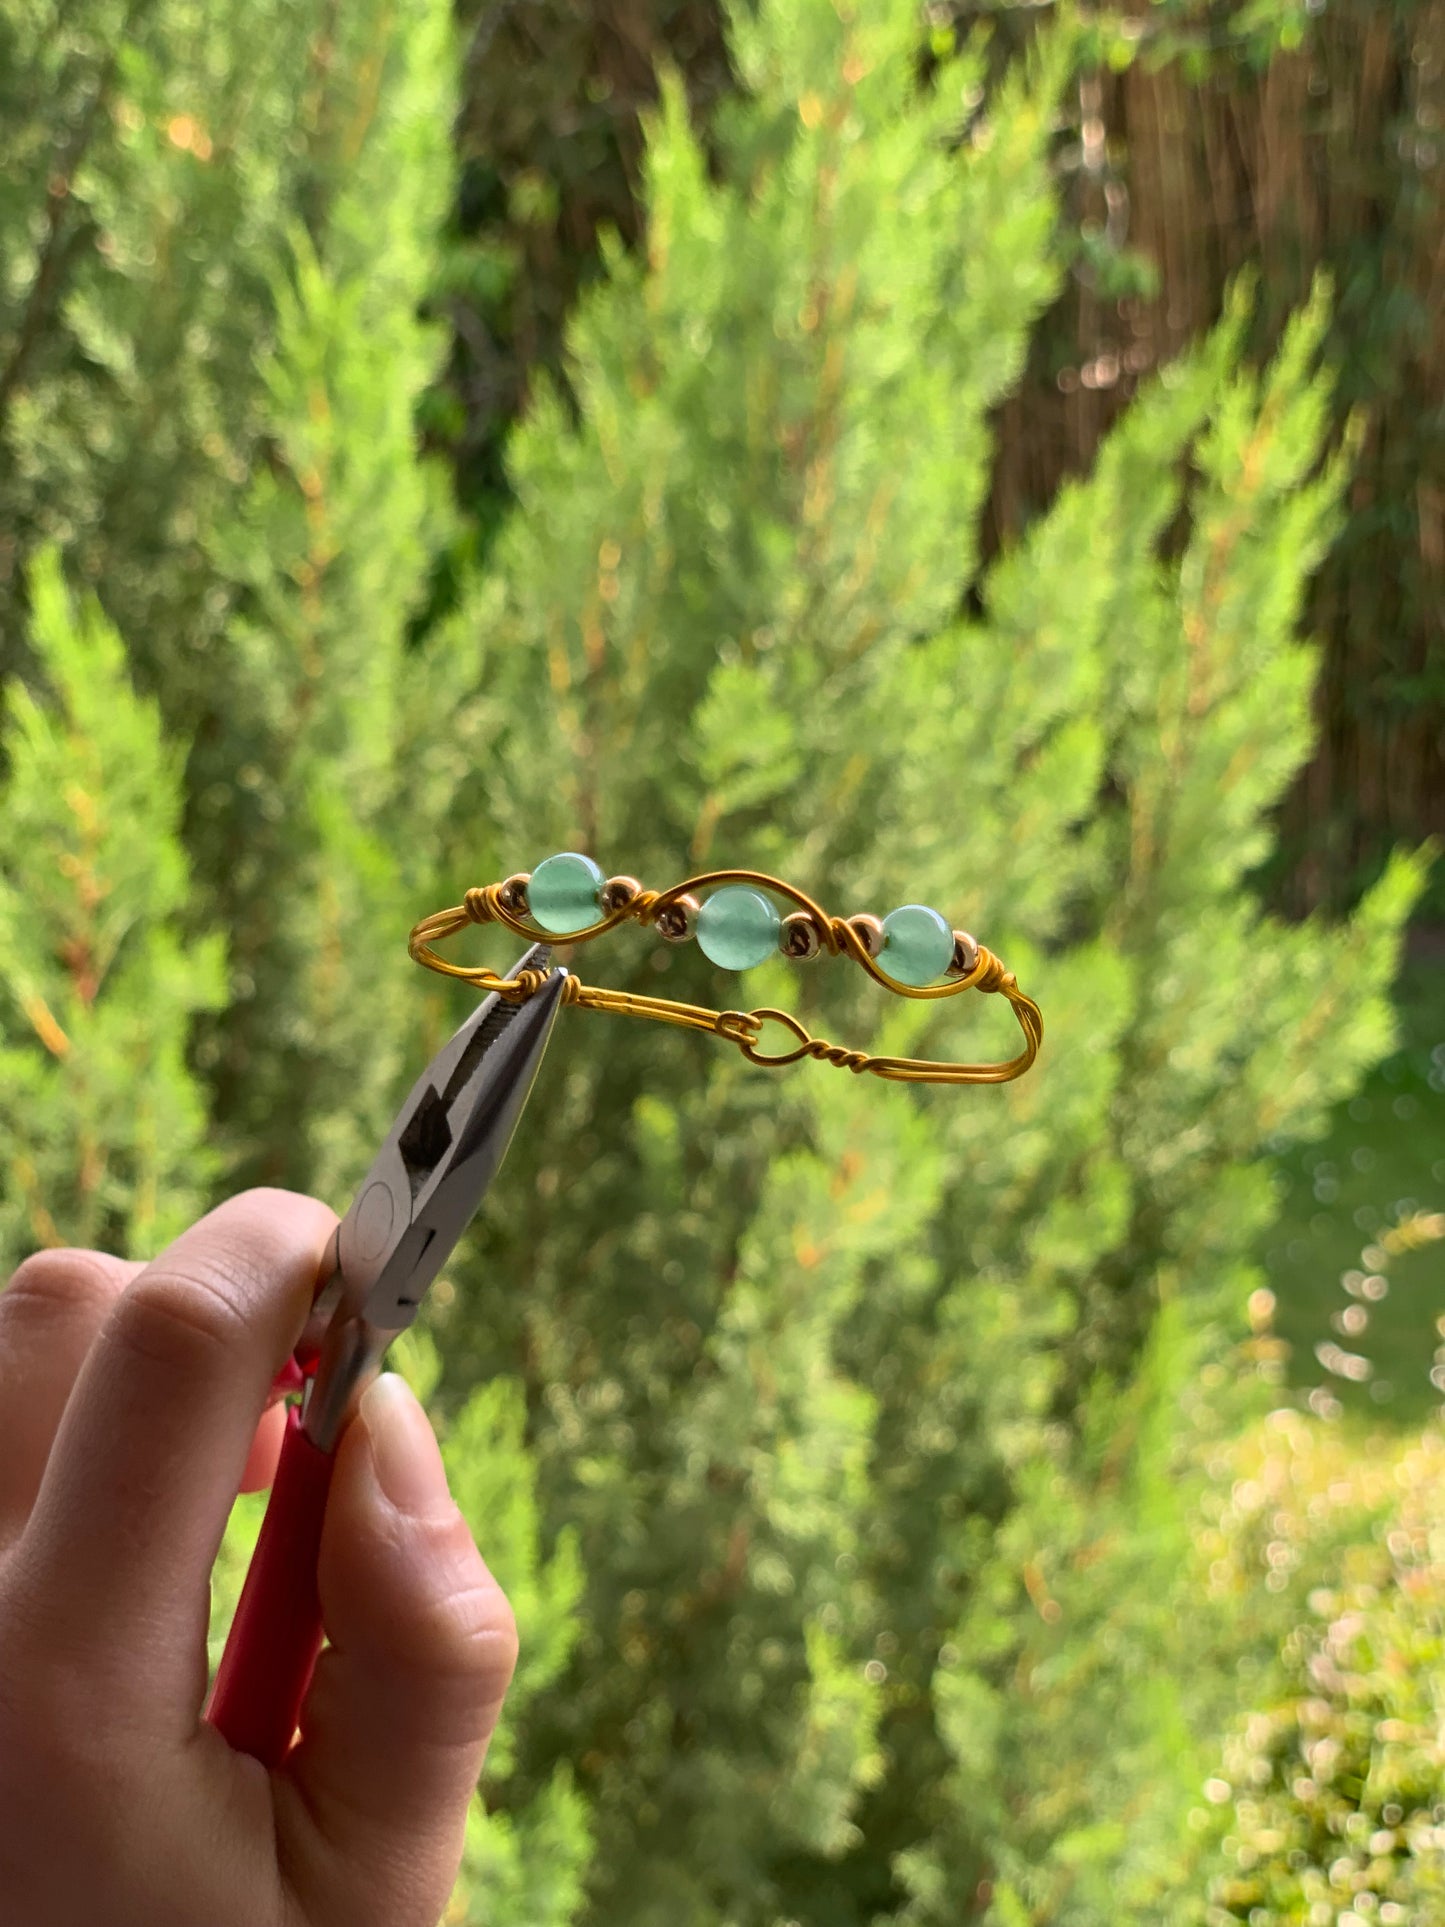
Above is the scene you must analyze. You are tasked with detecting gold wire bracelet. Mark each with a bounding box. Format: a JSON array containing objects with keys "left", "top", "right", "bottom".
[{"left": 408, "top": 855, "right": 1041, "bottom": 1087}]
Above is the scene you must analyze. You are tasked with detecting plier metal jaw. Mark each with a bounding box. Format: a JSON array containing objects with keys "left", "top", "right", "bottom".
[
  {"left": 208, "top": 946, "right": 567, "bottom": 1765},
  {"left": 298, "top": 943, "right": 565, "bottom": 1450}
]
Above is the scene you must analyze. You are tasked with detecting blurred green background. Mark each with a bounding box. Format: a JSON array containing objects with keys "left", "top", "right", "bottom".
[{"left": 1, "top": 0, "right": 1441, "bottom": 1922}]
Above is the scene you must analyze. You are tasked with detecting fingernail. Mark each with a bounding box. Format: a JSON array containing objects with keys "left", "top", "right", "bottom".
[{"left": 361, "top": 1373, "right": 452, "bottom": 1517}]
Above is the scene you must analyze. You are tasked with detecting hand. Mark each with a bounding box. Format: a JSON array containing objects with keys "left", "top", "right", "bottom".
[{"left": 0, "top": 1190, "right": 517, "bottom": 1927}]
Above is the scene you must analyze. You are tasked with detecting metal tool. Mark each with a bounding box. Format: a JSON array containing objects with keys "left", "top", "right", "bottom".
[{"left": 207, "top": 946, "right": 566, "bottom": 1766}]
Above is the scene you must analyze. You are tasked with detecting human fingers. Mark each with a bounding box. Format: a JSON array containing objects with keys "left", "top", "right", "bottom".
[
  {"left": 0, "top": 1249, "right": 144, "bottom": 1553},
  {"left": 9, "top": 1190, "right": 336, "bottom": 1722},
  {"left": 239, "top": 1398, "right": 289, "bottom": 1493},
  {"left": 279, "top": 1375, "right": 516, "bottom": 1927}
]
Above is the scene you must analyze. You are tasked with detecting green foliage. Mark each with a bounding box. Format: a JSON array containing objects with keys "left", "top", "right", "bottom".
[
  {"left": 4, "top": 2, "right": 585, "bottom": 1916},
  {"left": 193, "top": 0, "right": 471, "bottom": 1194},
  {"left": 1011, "top": 0, "right": 1445, "bottom": 918},
  {"left": 440, "top": 1367, "right": 587, "bottom": 1770},
  {"left": 184, "top": 0, "right": 601, "bottom": 1908},
  {"left": 435, "top": 5, "right": 1423, "bottom": 1920},
  {"left": 436, "top": 0, "right": 732, "bottom": 546},
  {"left": 0, "top": 0, "right": 1433, "bottom": 1923},
  {"left": 1186, "top": 1415, "right": 1445, "bottom": 1925},
  {"left": 0, "top": 0, "right": 326, "bottom": 691},
  {"left": 0, "top": 0, "right": 486, "bottom": 1196},
  {"left": 453, "top": 1767, "right": 593, "bottom": 1927},
  {"left": 1265, "top": 967, "right": 1445, "bottom": 1424},
  {"left": 330, "top": 1330, "right": 596, "bottom": 1923},
  {"left": 0, "top": 548, "right": 222, "bottom": 1264},
  {"left": 441, "top": 1366, "right": 593, "bottom": 1922},
  {"left": 442, "top": 0, "right": 1445, "bottom": 919}
]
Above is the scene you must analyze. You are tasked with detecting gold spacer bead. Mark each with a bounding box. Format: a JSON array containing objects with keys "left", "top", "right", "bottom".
[
  {"left": 947, "top": 930, "right": 980, "bottom": 978},
  {"left": 780, "top": 910, "right": 823, "bottom": 960},
  {"left": 847, "top": 913, "right": 885, "bottom": 959},
  {"left": 656, "top": 893, "right": 701, "bottom": 942},
  {"left": 498, "top": 872, "right": 532, "bottom": 915},
  {"left": 600, "top": 874, "right": 643, "bottom": 914}
]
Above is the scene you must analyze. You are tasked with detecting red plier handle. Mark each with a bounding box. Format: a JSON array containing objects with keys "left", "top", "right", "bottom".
[
  {"left": 208, "top": 1358, "right": 334, "bottom": 1766},
  {"left": 209, "top": 1246, "right": 396, "bottom": 1766}
]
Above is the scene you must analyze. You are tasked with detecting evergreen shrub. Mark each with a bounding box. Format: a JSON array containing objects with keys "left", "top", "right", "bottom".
[{"left": 0, "top": 0, "right": 1430, "bottom": 1920}]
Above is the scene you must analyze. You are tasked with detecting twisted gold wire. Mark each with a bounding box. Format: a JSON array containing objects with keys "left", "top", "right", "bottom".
[{"left": 408, "top": 870, "right": 1041, "bottom": 1087}]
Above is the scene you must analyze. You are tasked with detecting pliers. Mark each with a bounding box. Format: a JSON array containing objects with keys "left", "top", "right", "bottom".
[{"left": 207, "top": 944, "right": 567, "bottom": 1767}]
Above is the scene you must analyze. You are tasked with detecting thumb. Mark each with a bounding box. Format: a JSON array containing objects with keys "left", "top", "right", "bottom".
[{"left": 278, "top": 1374, "right": 517, "bottom": 1927}]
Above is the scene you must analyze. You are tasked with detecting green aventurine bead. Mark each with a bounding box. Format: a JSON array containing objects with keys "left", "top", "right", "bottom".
[
  {"left": 696, "top": 886, "right": 781, "bottom": 970},
  {"left": 880, "top": 903, "right": 953, "bottom": 986},
  {"left": 528, "top": 852, "right": 604, "bottom": 933}
]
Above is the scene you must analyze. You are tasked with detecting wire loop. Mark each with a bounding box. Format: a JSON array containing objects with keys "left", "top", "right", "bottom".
[{"left": 410, "top": 867, "right": 1041, "bottom": 1087}]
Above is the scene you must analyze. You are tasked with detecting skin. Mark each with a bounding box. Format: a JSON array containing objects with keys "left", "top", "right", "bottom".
[{"left": 0, "top": 1189, "right": 518, "bottom": 1927}]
